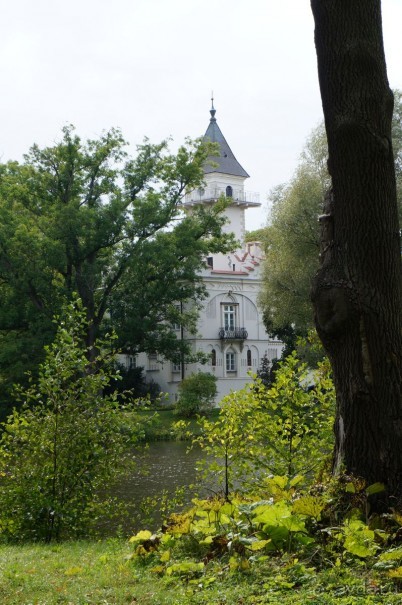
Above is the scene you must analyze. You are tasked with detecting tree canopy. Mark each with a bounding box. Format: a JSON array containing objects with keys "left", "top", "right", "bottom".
[
  {"left": 0, "top": 127, "right": 234, "bottom": 406},
  {"left": 259, "top": 92, "right": 402, "bottom": 339},
  {"left": 259, "top": 124, "right": 328, "bottom": 337}
]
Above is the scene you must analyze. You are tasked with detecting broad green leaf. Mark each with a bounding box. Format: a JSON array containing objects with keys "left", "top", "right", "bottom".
[
  {"left": 289, "top": 475, "right": 304, "bottom": 488},
  {"left": 366, "top": 482, "right": 385, "bottom": 496},
  {"left": 253, "top": 501, "right": 304, "bottom": 531},
  {"left": 129, "top": 529, "right": 152, "bottom": 543},
  {"left": 343, "top": 521, "right": 377, "bottom": 558},
  {"left": 292, "top": 495, "right": 326, "bottom": 519},
  {"left": 166, "top": 561, "right": 204, "bottom": 576},
  {"left": 159, "top": 549, "right": 171, "bottom": 562},
  {"left": 379, "top": 547, "right": 402, "bottom": 562},
  {"left": 248, "top": 539, "right": 271, "bottom": 551},
  {"left": 388, "top": 567, "right": 402, "bottom": 579}
]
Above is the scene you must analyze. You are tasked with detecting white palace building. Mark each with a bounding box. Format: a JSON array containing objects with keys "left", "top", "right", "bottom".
[{"left": 130, "top": 104, "right": 283, "bottom": 403}]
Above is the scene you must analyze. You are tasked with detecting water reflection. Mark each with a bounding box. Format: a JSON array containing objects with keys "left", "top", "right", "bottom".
[{"left": 111, "top": 441, "right": 218, "bottom": 534}]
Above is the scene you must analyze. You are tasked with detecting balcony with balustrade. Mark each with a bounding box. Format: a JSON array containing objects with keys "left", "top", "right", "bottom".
[
  {"left": 184, "top": 186, "right": 260, "bottom": 207},
  {"left": 218, "top": 327, "right": 248, "bottom": 341}
]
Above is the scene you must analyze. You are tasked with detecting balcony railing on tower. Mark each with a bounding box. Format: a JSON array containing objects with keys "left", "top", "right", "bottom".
[
  {"left": 184, "top": 187, "right": 260, "bottom": 206},
  {"left": 219, "top": 327, "right": 248, "bottom": 340}
]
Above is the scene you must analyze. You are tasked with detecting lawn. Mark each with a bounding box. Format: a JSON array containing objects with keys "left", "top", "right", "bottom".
[
  {"left": 1, "top": 539, "right": 402, "bottom": 605},
  {"left": 137, "top": 407, "right": 220, "bottom": 441}
]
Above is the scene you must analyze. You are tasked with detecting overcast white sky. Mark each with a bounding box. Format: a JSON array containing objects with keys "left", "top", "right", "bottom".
[{"left": 1, "top": 0, "right": 402, "bottom": 230}]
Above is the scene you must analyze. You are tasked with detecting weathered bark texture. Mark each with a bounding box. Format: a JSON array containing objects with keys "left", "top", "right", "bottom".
[{"left": 310, "top": 0, "right": 402, "bottom": 509}]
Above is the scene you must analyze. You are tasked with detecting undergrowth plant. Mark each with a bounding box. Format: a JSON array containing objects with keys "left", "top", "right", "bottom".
[
  {"left": 0, "top": 298, "right": 142, "bottom": 542},
  {"left": 194, "top": 352, "right": 335, "bottom": 498},
  {"left": 127, "top": 484, "right": 402, "bottom": 595},
  {"left": 175, "top": 372, "right": 217, "bottom": 418}
]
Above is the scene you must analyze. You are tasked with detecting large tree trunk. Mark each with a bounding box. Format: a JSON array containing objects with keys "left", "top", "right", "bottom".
[{"left": 310, "top": 0, "right": 402, "bottom": 509}]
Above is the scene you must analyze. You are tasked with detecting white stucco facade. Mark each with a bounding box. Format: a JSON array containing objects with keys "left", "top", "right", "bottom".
[{"left": 125, "top": 106, "right": 283, "bottom": 404}]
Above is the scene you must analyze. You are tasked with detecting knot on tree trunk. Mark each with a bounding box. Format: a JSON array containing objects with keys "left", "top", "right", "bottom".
[{"left": 312, "top": 283, "right": 356, "bottom": 337}]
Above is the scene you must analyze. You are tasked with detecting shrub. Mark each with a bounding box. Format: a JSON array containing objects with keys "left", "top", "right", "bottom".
[
  {"left": 105, "top": 364, "right": 161, "bottom": 403},
  {"left": 195, "top": 353, "right": 335, "bottom": 497},
  {"left": 175, "top": 372, "right": 217, "bottom": 418},
  {"left": 0, "top": 299, "right": 141, "bottom": 542}
]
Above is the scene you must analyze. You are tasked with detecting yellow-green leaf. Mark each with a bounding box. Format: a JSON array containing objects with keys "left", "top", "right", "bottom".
[
  {"left": 129, "top": 529, "right": 152, "bottom": 543},
  {"left": 160, "top": 549, "right": 171, "bottom": 562},
  {"left": 292, "top": 495, "right": 326, "bottom": 520},
  {"left": 248, "top": 539, "right": 271, "bottom": 551}
]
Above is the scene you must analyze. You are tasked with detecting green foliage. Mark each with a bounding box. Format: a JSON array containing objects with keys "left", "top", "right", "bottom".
[
  {"left": 259, "top": 123, "right": 327, "bottom": 335},
  {"left": 245, "top": 227, "right": 267, "bottom": 242},
  {"left": 126, "top": 489, "right": 402, "bottom": 593},
  {"left": 256, "top": 352, "right": 273, "bottom": 388},
  {"left": 175, "top": 372, "right": 217, "bottom": 418},
  {"left": 0, "top": 127, "right": 234, "bottom": 403},
  {"left": 2, "top": 483, "right": 402, "bottom": 603},
  {"left": 260, "top": 92, "right": 402, "bottom": 335},
  {"left": 0, "top": 299, "right": 141, "bottom": 542},
  {"left": 105, "top": 364, "right": 161, "bottom": 403},
  {"left": 194, "top": 352, "right": 335, "bottom": 497}
]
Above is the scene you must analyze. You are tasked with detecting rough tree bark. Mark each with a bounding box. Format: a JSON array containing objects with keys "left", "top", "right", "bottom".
[{"left": 310, "top": 0, "right": 402, "bottom": 509}]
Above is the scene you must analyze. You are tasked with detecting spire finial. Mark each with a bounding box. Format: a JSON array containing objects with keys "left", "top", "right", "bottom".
[{"left": 210, "top": 91, "right": 216, "bottom": 121}]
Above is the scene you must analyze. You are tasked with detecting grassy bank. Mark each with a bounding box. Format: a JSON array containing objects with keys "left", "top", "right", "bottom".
[
  {"left": 1, "top": 539, "right": 401, "bottom": 605},
  {"left": 137, "top": 407, "right": 220, "bottom": 441}
]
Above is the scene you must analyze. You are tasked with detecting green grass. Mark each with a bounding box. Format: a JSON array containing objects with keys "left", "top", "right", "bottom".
[
  {"left": 138, "top": 407, "right": 220, "bottom": 441},
  {"left": 1, "top": 539, "right": 402, "bottom": 605},
  {"left": 0, "top": 540, "right": 165, "bottom": 605}
]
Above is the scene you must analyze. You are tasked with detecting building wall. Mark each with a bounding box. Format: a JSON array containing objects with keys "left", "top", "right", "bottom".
[{"left": 128, "top": 245, "right": 283, "bottom": 405}]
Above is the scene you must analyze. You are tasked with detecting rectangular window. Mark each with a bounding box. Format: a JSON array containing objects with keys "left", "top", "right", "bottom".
[
  {"left": 125, "top": 355, "right": 136, "bottom": 370},
  {"left": 224, "top": 305, "right": 236, "bottom": 330},
  {"left": 148, "top": 352, "right": 158, "bottom": 371},
  {"left": 172, "top": 362, "right": 181, "bottom": 373},
  {"left": 172, "top": 304, "right": 181, "bottom": 331},
  {"left": 226, "top": 352, "right": 236, "bottom": 372}
]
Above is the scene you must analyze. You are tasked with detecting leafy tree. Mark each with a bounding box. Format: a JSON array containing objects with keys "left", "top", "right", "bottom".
[
  {"left": 244, "top": 227, "right": 267, "bottom": 242},
  {"left": 255, "top": 353, "right": 272, "bottom": 388},
  {"left": 0, "top": 128, "right": 233, "bottom": 407},
  {"left": 175, "top": 372, "right": 217, "bottom": 418},
  {"left": 195, "top": 353, "right": 335, "bottom": 498},
  {"left": 0, "top": 299, "right": 140, "bottom": 542},
  {"left": 310, "top": 0, "right": 402, "bottom": 509},
  {"left": 259, "top": 124, "right": 329, "bottom": 336},
  {"left": 110, "top": 197, "right": 232, "bottom": 363},
  {"left": 260, "top": 94, "right": 402, "bottom": 338},
  {"left": 104, "top": 364, "right": 161, "bottom": 403}
]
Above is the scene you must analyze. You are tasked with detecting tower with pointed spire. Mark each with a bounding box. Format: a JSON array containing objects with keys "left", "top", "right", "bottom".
[
  {"left": 184, "top": 100, "right": 260, "bottom": 243},
  {"left": 125, "top": 103, "right": 283, "bottom": 403}
]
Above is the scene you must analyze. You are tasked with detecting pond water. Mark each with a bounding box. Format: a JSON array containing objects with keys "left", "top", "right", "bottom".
[{"left": 109, "top": 440, "right": 220, "bottom": 535}]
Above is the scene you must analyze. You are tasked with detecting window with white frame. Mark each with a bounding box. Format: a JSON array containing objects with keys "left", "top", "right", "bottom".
[
  {"left": 226, "top": 351, "right": 236, "bottom": 372},
  {"left": 223, "top": 304, "right": 236, "bottom": 330},
  {"left": 124, "top": 355, "right": 136, "bottom": 371},
  {"left": 246, "top": 349, "right": 252, "bottom": 367},
  {"left": 148, "top": 352, "right": 158, "bottom": 371},
  {"left": 172, "top": 361, "right": 181, "bottom": 373}
]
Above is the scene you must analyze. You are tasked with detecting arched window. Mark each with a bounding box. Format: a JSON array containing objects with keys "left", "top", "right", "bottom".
[
  {"left": 226, "top": 351, "right": 236, "bottom": 372},
  {"left": 247, "top": 350, "right": 252, "bottom": 367},
  {"left": 211, "top": 349, "right": 216, "bottom": 366},
  {"left": 226, "top": 185, "right": 233, "bottom": 198}
]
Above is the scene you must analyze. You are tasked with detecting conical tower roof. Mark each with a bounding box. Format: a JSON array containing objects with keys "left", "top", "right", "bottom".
[{"left": 203, "top": 103, "right": 249, "bottom": 178}]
